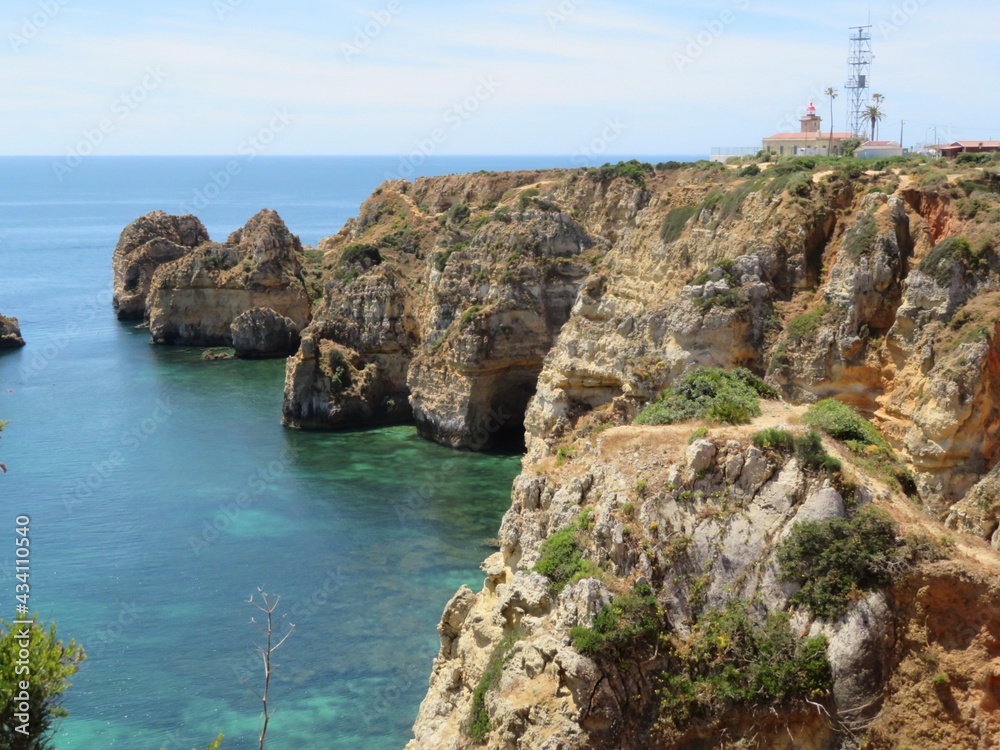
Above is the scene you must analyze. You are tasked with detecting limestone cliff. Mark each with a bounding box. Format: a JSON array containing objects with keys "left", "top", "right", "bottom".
[
  {"left": 406, "top": 412, "right": 1000, "bottom": 749},
  {"left": 282, "top": 172, "right": 610, "bottom": 445},
  {"left": 0, "top": 314, "right": 25, "bottom": 349},
  {"left": 112, "top": 210, "right": 210, "bottom": 321},
  {"left": 146, "top": 209, "right": 312, "bottom": 346},
  {"left": 373, "top": 159, "right": 1000, "bottom": 749}
]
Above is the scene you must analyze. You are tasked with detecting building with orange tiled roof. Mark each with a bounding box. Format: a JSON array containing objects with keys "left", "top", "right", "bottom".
[
  {"left": 939, "top": 141, "right": 1000, "bottom": 158},
  {"left": 762, "top": 102, "right": 856, "bottom": 157}
]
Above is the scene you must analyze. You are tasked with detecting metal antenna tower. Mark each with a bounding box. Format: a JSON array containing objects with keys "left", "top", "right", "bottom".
[{"left": 845, "top": 25, "right": 873, "bottom": 137}]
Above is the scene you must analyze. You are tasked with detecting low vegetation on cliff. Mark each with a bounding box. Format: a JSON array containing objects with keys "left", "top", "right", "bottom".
[{"left": 635, "top": 367, "right": 778, "bottom": 426}]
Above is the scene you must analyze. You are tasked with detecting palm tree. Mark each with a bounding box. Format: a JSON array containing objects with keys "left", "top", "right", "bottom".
[
  {"left": 866, "top": 103, "right": 886, "bottom": 142},
  {"left": 824, "top": 87, "right": 838, "bottom": 155}
]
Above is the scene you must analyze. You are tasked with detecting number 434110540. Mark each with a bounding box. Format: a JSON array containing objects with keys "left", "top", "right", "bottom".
[{"left": 15, "top": 519, "right": 30, "bottom": 597}]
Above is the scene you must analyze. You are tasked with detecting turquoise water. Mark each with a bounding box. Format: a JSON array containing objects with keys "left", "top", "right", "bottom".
[
  {"left": 0, "top": 157, "right": 515, "bottom": 750},
  {"left": 0, "top": 155, "right": 692, "bottom": 749}
]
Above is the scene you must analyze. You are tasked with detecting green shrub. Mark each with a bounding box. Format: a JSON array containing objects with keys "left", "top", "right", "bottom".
[
  {"left": 919, "top": 236, "right": 989, "bottom": 286},
  {"left": 932, "top": 672, "right": 951, "bottom": 688},
  {"left": 339, "top": 243, "right": 383, "bottom": 269},
  {"left": 635, "top": 367, "right": 777, "bottom": 427},
  {"left": 518, "top": 188, "right": 541, "bottom": 211},
  {"left": 777, "top": 505, "right": 900, "bottom": 620},
  {"left": 659, "top": 205, "right": 698, "bottom": 244},
  {"left": 688, "top": 427, "right": 709, "bottom": 444},
  {"left": 533, "top": 526, "right": 596, "bottom": 592},
  {"left": 433, "top": 249, "right": 453, "bottom": 272},
  {"left": 446, "top": 203, "right": 470, "bottom": 226},
  {"left": 1, "top": 616, "right": 86, "bottom": 750},
  {"left": 787, "top": 305, "right": 827, "bottom": 341},
  {"left": 802, "top": 399, "right": 889, "bottom": 450},
  {"left": 570, "top": 583, "right": 662, "bottom": 656},
  {"left": 589, "top": 160, "right": 655, "bottom": 188},
  {"left": 956, "top": 152, "right": 992, "bottom": 166},
  {"left": 794, "top": 430, "right": 842, "bottom": 473},
  {"left": 752, "top": 428, "right": 794, "bottom": 451},
  {"left": 658, "top": 600, "right": 831, "bottom": 730},
  {"left": 380, "top": 227, "right": 419, "bottom": 254},
  {"left": 459, "top": 304, "right": 483, "bottom": 329},
  {"left": 737, "top": 163, "right": 761, "bottom": 177},
  {"left": 842, "top": 211, "right": 878, "bottom": 259},
  {"left": 465, "top": 632, "right": 520, "bottom": 741}
]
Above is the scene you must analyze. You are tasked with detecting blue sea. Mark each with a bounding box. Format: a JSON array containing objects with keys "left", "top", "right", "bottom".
[{"left": 0, "top": 154, "right": 691, "bottom": 749}]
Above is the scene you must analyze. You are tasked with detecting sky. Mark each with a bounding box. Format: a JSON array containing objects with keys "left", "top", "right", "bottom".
[{"left": 2, "top": 0, "right": 998, "bottom": 157}]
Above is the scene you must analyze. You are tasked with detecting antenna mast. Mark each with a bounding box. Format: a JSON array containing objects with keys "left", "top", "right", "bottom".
[{"left": 845, "top": 25, "right": 873, "bottom": 137}]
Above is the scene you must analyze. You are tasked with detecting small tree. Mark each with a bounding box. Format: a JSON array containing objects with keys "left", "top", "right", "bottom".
[
  {"left": 0, "top": 616, "right": 86, "bottom": 750},
  {"left": 824, "top": 87, "right": 838, "bottom": 154},
  {"left": 245, "top": 589, "right": 294, "bottom": 750},
  {"left": 866, "top": 100, "right": 886, "bottom": 142}
]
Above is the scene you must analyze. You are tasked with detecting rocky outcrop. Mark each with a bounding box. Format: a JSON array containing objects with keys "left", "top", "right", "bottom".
[
  {"left": 393, "top": 162, "right": 1000, "bottom": 749},
  {"left": 146, "top": 210, "right": 311, "bottom": 346},
  {"left": 407, "top": 411, "right": 933, "bottom": 749},
  {"left": 0, "top": 314, "right": 25, "bottom": 348},
  {"left": 112, "top": 211, "right": 209, "bottom": 320},
  {"left": 282, "top": 172, "right": 612, "bottom": 447},
  {"left": 231, "top": 307, "right": 300, "bottom": 359}
]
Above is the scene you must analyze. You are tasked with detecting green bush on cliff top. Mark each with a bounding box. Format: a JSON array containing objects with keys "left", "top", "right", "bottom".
[
  {"left": 802, "top": 399, "right": 889, "bottom": 451},
  {"left": 776, "top": 505, "right": 899, "bottom": 620},
  {"left": 635, "top": 367, "right": 778, "bottom": 427}
]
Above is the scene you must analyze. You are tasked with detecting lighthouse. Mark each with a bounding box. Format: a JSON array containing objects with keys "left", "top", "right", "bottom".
[{"left": 800, "top": 101, "right": 822, "bottom": 134}]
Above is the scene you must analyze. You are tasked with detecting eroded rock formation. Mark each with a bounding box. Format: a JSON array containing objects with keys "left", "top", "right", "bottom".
[
  {"left": 0, "top": 314, "right": 25, "bottom": 348},
  {"left": 282, "top": 172, "right": 611, "bottom": 447},
  {"left": 231, "top": 307, "right": 301, "bottom": 359},
  {"left": 112, "top": 211, "right": 210, "bottom": 320},
  {"left": 111, "top": 209, "right": 312, "bottom": 348}
]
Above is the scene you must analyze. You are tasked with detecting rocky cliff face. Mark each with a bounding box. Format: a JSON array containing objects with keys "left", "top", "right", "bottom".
[
  {"left": 112, "top": 211, "right": 210, "bottom": 321},
  {"left": 111, "top": 209, "right": 312, "bottom": 348},
  {"left": 0, "top": 314, "right": 25, "bottom": 349},
  {"left": 406, "top": 409, "right": 979, "bottom": 749},
  {"left": 366, "top": 160, "right": 1000, "bottom": 749},
  {"left": 282, "top": 172, "right": 610, "bottom": 446}
]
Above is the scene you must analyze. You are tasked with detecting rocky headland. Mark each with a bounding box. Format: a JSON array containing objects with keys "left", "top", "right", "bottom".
[
  {"left": 112, "top": 208, "right": 313, "bottom": 352},
  {"left": 0, "top": 314, "right": 25, "bottom": 349},
  {"left": 296, "top": 159, "right": 997, "bottom": 749},
  {"left": 116, "top": 156, "right": 1000, "bottom": 748}
]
